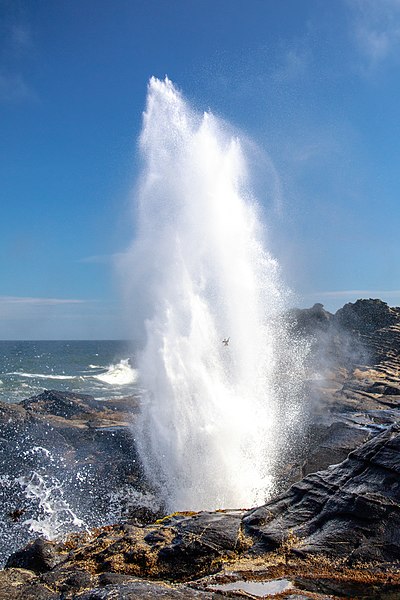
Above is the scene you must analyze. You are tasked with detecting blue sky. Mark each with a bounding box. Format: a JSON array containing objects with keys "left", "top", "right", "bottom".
[{"left": 1, "top": 0, "right": 400, "bottom": 339}]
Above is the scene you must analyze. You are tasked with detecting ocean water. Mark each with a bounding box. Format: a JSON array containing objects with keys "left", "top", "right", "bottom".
[
  {"left": 0, "top": 339, "right": 159, "bottom": 566},
  {"left": 0, "top": 340, "right": 139, "bottom": 404}
]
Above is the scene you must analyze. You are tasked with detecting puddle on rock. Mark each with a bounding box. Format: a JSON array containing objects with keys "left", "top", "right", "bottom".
[{"left": 208, "top": 578, "right": 294, "bottom": 597}]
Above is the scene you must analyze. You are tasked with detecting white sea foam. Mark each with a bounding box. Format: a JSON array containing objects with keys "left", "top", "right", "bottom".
[
  {"left": 108, "top": 485, "right": 161, "bottom": 522},
  {"left": 9, "top": 372, "right": 78, "bottom": 380},
  {"left": 17, "top": 472, "right": 86, "bottom": 539},
  {"left": 92, "top": 359, "right": 137, "bottom": 386},
  {"left": 121, "top": 78, "right": 308, "bottom": 512},
  {"left": 26, "top": 446, "right": 52, "bottom": 458}
]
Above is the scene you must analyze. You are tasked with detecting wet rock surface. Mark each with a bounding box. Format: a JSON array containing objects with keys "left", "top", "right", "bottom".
[
  {"left": 0, "top": 391, "right": 157, "bottom": 564},
  {"left": 287, "top": 298, "right": 400, "bottom": 482},
  {"left": 1, "top": 298, "right": 400, "bottom": 598},
  {"left": 244, "top": 424, "right": 400, "bottom": 562},
  {"left": 2, "top": 424, "right": 399, "bottom": 598}
]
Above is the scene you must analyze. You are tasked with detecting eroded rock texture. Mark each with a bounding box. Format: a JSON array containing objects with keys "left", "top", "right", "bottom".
[
  {"left": 1, "top": 425, "right": 398, "bottom": 598},
  {"left": 1, "top": 298, "right": 400, "bottom": 598},
  {"left": 0, "top": 391, "right": 157, "bottom": 564},
  {"left": 245, "top": 424, "right": 400, "bottom": 562}
]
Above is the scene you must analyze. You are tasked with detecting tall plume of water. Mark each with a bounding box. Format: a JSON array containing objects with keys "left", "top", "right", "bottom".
[{"left": 123, "top": 77, "right": 306, "bottom": 512}]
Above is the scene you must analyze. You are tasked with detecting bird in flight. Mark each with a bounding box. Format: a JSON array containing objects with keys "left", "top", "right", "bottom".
[{"left": 222, "top": 337, "right": 230, "bottom": 346}]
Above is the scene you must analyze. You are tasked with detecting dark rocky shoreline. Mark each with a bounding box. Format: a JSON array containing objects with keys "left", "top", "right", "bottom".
[{"left": 0, "top": 299, "right": 399, "bottom": 598}]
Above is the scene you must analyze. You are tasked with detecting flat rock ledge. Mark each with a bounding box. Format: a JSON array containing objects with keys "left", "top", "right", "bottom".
[{"left": 2, "top": 425, "right": 400, "bottom": 599}]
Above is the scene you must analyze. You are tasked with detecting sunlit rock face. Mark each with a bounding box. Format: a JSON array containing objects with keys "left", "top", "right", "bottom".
[{"left": 335, "top": 298, "right": 400, "bottom": 334}]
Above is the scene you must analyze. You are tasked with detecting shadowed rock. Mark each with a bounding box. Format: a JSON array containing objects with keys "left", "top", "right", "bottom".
[
  {"left": 3, "top": 425, "right": 399, "bottom": 599},
  {"left": 5, "top": 538, "right": 62, "bottom": 573},
  {"left": 335, "top": 298, "right": 400, "bottom": 335},
  {"left": 76, "top": 580, "right": 217, "bottom": 599},
  {"left": 1, "top": 299, "right": 400, "bottom": 598},
  {"left": 244, "top": 424, "right": 400, "bottom": 563},
  {"left": 20, "top": 390, "right": 106, "bottom": 419},
  {"left": 291, "top": 303, "right": 334, "bottom": 333},
  {"left": 0, "top": 390, "right": 151, "bottom": 565}
]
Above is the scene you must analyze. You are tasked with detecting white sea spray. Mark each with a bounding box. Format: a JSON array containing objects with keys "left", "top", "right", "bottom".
[{"left": 121, "top": 78, "right": 309, "bottom": 512}]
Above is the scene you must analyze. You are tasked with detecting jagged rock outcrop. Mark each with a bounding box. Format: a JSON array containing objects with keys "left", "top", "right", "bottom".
[
  {"left": 1, "top": 298, "right": 400, "bottom": 598},
  {"left": 291, "top": 302, "right": 334, "bottom": 333},
  {"left": 0, "top": 391, "right": 154, "bottom": 565},
  {"left": 245, "top": 424, "right": 400, "bottom": 562},
  {"left": 19, "top": 390, "right": 108, "bottom": 419},
  {"left": 335, "top": 298, "right": 400, "bottom": 335},
  {"left": 293, "top": 298, "right": 400, "bottom": 340},
  {"left": 2, "top": 425, "right": 400, "bottom": 598},
  {"left": 288, "top": 298, "right": 400, "bottom": 480}
]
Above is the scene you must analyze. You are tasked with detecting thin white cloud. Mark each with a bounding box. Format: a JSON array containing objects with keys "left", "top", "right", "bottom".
[
  {"left": 0, "top": 297, "right": 123, "bottom": 338},
  {"left": 0, "top": 297, "right": 89, "bottom": 325},
  {"left": 78, "top": 252, "right": 127, "bottom": 265},
  {"left": 0, "top": 72, "right": 34, "bottom": 103},
  {"left": 272, "top": 47, "right": 309, "bottom": 83},
  {"left": 0, "top": 16, "right": 36, "bottom": 103},
  {"left": 317, "top": 290, "right": 400, "bottom": 298},
  {"left": 0, "top": 296, "right": 86, "bottom": 305},
  {"left": 349, "top": 0, "right": 400, "bottom": 68},
  {"left": 10, "top": 24, "right": 32, "bottom": 52}
]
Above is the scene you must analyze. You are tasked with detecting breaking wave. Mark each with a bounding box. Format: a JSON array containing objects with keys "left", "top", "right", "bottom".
[
  {"left": 9, "top": 372, "right": 79, "bottom": 380},
  {"left": 92, "top": 359, "right": 137, "bottom": 386}
]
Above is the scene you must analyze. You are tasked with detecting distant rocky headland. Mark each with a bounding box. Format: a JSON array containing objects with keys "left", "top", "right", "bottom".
[{"left": 0, "top": 298, "right": 399, "bottom": 599}]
